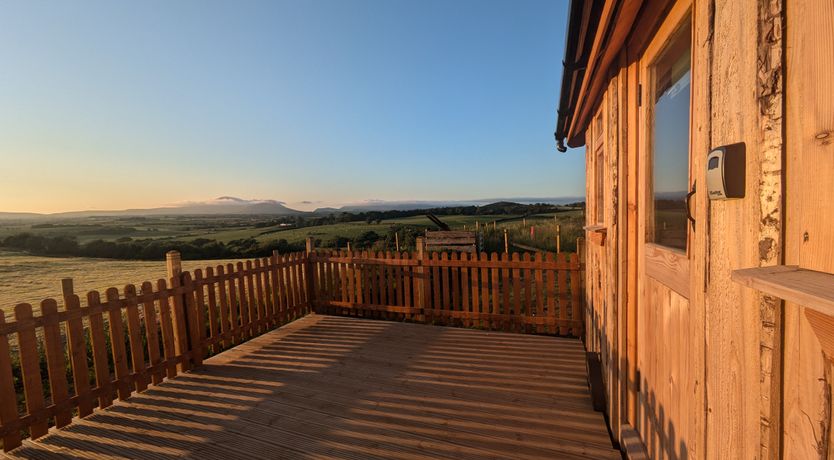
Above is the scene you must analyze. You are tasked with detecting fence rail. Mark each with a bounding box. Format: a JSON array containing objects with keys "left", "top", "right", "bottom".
[
  {"left": 0, "top": 237, "right": 583, "bottom": 452},
  {"left": 309, "top": 237, "right": 583, "bottom": 336},
  {"left": 0, "top": 251, "right": 309, "bottom": 451}
]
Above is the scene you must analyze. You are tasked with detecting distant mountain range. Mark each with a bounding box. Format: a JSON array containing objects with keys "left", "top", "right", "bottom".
[
  {"left": 0, "top": 196, "right": 584, "bottom": 220},
  {"left": 314, "top": 197, "right": 585, "bottom": 213},
  {"left": 0, "top": 197, "right": 302, "bottom": 219}
]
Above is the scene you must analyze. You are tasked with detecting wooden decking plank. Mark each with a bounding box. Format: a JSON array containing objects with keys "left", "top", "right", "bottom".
[
  {"left": 7, "top": 314, "right": 618, "bottom": 459},
  {"left": 164, "top": 372, "right": 618, "bottom": 455},
  {"left": 129, "top": 381, "right": 604, "bottom": 460}
]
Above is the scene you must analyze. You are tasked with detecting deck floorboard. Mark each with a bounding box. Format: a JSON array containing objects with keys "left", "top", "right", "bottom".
[{"left": 5, "top": 314, "right": 619, "bottom": 459}]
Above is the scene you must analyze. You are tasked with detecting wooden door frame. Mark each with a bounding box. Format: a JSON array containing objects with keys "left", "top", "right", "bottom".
[{"left": 637, "top": 0, "right": 693, "bottom": 301}]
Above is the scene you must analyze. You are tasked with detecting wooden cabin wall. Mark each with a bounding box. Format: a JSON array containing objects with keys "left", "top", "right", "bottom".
[
  {"left": 782, "top": 0, "right": 834, "bottom": 458},
  {"left": 579, "top": 0, "right": 824, "bottom": 458},
  {"left": 699, "top": 0, "right": 788, "bottom": 457},
  {"left": 583, "top": 68, "right": 627, "bottom": 446},
  {"left": 580, "top": 0, "right": 834, "bottom": 458}
]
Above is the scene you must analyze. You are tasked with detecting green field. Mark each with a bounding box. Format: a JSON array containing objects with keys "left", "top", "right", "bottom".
[
  {"left": 0, "top": 211, "right": 583, "bottom": 248},
  {"left": 0, "top": 209, "right": 585, "bottom": 315}
]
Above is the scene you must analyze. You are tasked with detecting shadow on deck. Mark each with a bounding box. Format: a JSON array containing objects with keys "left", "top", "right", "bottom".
[{"left": 4, "top": 315, "right": 619, "bottom": 459}]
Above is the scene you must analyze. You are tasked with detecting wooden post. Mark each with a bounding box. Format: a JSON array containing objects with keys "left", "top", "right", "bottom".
[
  {"left": 165, "top": 250, "right": 190, "bottom": 371},
  {"left": 395, "top": 232, "right": 400, "bottom": 252},
  {"left": 523, "top": 217, "right": 527, "bottom": 226},
  {"left": 493, "top": 221, "right": 496, "bottom": 230},
  {"left": 530, "top": 226, "right": 535, "bottom": 240},
  {"left": 305, "top": 237, "right": 316, "bottom": 313},
  {"left": 556, "top": 224, "right": 561, "bottom": 253},
  {"left": 415, "top": 237, "right": 426, "bottom": 321},
  {"left": 166, "top": 250, "right": 182, "bottom": 280},
  {"left": 503, "top": 229, "right": 509, "bottom": 254},
  {"left": 61, "top": 278, "right": 92, "bottom": 417},
  {"left": 347, "top": 241, "right": 351, "bottom": 252}
]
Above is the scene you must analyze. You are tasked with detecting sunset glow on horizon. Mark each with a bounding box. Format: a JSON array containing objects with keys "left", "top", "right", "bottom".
[{"left": 0, "top": 0, "right": 585, "bottom": 214}]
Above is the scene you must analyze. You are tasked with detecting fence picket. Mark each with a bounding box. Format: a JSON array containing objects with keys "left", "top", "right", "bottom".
[
  {"left": 0, "top": 314, "right": 21, "bottom": 450},
  {"left": 216, "top": 266, "right": 232, "bottom": 348},
  {"left": 451, "top": 252, "right": 459, "bottom": 324},
  {"left": 236, "top": 262, "right": 250, "bottom": 339},
  {"left": 479, "top": 252, "right": 489, "bottom": 329},
  {"left": 403, "top": 253, "right": 413, "bottom": 318},
  {"left": 535, "top": 253, "right": 545, "bottom": 334},
  {"left": 254, "top": 260, "right": 266, "bottom": 331},
  {"left": 40, "top": 299, "right": 72, "bottom": 428},
  {"left": 245, "top": 261, "right": 258, "bottom": 335},
  {"left": 182, "top": 272, "right": 204, "bottom": 366},
  {"left": 156, "top": 279, "right": 177, "bottom": 380},
  {"left": 570, "top": 253, "right": 582, "bottom": 336},
  {"left": 460, "top": 252, "right": 470, "bottom": 327},
  {"left": 470, "top": 254, "right": 480, "bottom": 328},
  {"left": 490, "top": 253, "right": 500, "bottom": 331},
  {"left": 431, "top": 252, "right": 441, "bottom": 322},
  {"left": 501, "top": 253, "right": 510, "bottom": 331},
  {"left": 205, "top": 267, "right": 220, "bottom": 346},
  {"left": 87, "top": 291, "right": 114, "bottom": 407},
  {"left": 15, "top": 303, "right": 48, "bottom": 439},
  {"left": 140, "top": 281, "right": 163, "bottom": 385},
  {"left": 523, "top": 253, "right": 533, "bottom": 332},
  {"left": 62, "top": 279, "right": 93, "bottom": 416},
  {"left": 558, "top": 253, "right": 569, "bottom": 335},
  {"left": 512, "top": 253, "right": 521, "bottom": 329},
  {"left": 105, "top": 288, "right": 131, "bottom": 400},
  {"left": 123, "top": 285, "right": 148, "bottom": 392}
]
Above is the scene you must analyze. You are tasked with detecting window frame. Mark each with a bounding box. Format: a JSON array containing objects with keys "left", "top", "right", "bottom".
[
  {"left": 641, "top": 7, "right": 693, "bottom": 257},
  {"left": 637, "top": 1, "right": 694, "bottom": 299},
  {"left": 594, "top": 111, "right": 605, "bottom": 225}
]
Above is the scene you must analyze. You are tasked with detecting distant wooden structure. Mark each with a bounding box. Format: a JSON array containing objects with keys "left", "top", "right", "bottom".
[
  {"left": 424, "top": 230, "right": 476, "bottom": 252},
  {"left": 555, "top": 0, "right": 834, "bottom": 458}
]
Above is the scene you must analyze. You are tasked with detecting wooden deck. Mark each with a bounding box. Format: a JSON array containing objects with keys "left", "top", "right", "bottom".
[{"left": 3, "top": 315, "right": 619, "bottom": 459}]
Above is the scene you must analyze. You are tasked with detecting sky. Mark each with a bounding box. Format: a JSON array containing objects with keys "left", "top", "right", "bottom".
[{"left": 0, "top": 0, "right": 585, "bottom": 213}]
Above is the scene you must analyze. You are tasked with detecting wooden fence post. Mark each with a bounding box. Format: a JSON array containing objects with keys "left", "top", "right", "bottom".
[
  {"left": 415, "top": 237, "right": 427, "bottom": 321},
  {"left": 166, "top": 250, "right": 190, "bottom": 371},
  {"left": 306, "top": 237, "right": 316, "bottom": 314},
  {"left": 503, "top": 229, "right": 509, "bottom": 254},
  {"left": 556, "top": 224, "right": 561, "bottom": 253}
]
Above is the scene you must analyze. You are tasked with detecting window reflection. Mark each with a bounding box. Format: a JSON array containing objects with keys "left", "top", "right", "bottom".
[{"left": 652, "top": 21, "right": 691, "bottom": 250}]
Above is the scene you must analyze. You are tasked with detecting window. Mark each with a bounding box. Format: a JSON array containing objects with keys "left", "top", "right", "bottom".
[
  {"left": 650, "top": 19, "right": 691, "bottom": 251},
  {"left": 594, "top": 113, "right": 604, "bottom": 224}
]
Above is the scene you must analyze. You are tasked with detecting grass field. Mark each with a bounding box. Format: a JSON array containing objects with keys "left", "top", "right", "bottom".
[
  {"left": 0, "top": 251, "right": 253, "bottom": 318},
  {"left": 0, "top": 212, "right": 583, "bottom": 247},
  {"left": 0, "top": 209, "right": 585, "bottom": 316}
]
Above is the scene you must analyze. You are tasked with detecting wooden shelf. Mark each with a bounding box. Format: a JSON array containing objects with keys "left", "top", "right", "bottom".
[
  {"left": 583, "top": 225, "right": 607, "bottom": 246},
  {"left": 731, "top": 265, "right": 834, "bottom": 316}
]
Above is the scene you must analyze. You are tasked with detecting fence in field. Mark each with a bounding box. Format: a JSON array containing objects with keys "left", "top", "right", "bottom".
[{"left": 0, "top": 236, "right": 584, "bottom": 451}]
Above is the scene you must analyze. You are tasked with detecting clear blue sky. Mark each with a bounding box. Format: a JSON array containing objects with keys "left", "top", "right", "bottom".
[{"left": 0, "top": 0, "right": 585, "bottom": 213}]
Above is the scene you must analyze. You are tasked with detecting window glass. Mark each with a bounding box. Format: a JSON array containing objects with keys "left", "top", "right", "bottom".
[
  {"left": 594, "top": 114, "right": 604, "bottom": 224},
  {"left": 651, "top": 21, "right": 691, "bottom": 250}
]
